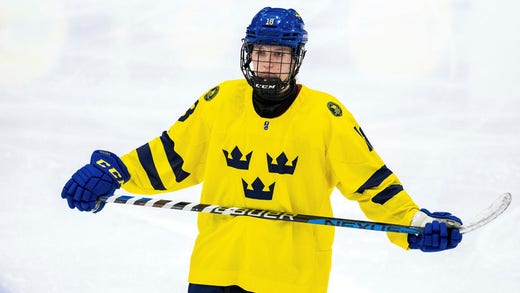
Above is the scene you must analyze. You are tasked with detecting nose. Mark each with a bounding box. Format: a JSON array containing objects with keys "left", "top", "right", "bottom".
[{"left": 259, "top": 59, "right": 272, "bottom": 71}]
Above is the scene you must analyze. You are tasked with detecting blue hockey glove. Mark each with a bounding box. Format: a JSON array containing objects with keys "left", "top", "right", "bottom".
[
  {"left": 408, "top": 209, "right": 463, "bottom": 252},
  {"left": 61, "top": 150, "right": 130, "bottom": 212}
]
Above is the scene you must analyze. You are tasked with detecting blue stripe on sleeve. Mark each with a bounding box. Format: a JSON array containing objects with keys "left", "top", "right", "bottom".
[
  {"left": 356, "top": 165, "right": 393, "bottom": 193},
  {"left": 159, "top": 131, "right": 190, "bottom": 183},
  {"left": 136, "top": 143, "right": 166, "bottom": 190},
  {"left": 372, "top": 184, "right": 403, "bottom": 205}
]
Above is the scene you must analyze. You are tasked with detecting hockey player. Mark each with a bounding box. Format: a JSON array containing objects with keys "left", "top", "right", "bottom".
[{"left": 61, "top": 7, "right": 463, "bottom": 293}]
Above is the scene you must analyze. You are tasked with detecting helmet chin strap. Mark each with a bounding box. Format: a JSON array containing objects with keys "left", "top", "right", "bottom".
[
  {"left": 253, "top": 78, "right": 295, "bottom": 101},
  {"left": 254, "top": 77, "right": 282, "bottom": 90},
  {"left": 252, "top": 77, "right": 294, "bottom": 97}
]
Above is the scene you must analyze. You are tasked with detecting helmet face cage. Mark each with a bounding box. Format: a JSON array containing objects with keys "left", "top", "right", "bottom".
[
  {"left": 240, "top": 7, "right": 308, "bottom": 95},
  {"left": 240, "top": 41, "right": 306, "bottom": 94}
]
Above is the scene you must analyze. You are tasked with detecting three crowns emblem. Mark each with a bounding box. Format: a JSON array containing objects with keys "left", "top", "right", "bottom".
[{"left": 223, "top": 146, "right": 299, "bottom": 201}]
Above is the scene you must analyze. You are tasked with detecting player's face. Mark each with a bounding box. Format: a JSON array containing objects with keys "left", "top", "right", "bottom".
[{"left": 251, "top": 45, "right": 294, "bottom": 82}]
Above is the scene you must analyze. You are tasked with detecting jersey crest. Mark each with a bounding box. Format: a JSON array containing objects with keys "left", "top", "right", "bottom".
[
  {"left": 204, "top": 86, "right": 220, "bottom": 101},
  {"left": 327, "top": 101, "right": 342, "bottom": 117}
]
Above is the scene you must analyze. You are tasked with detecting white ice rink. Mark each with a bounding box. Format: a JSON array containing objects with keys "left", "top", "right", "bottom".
[{"left": 1, "top": 0, "right": 519, "bottom": 292}]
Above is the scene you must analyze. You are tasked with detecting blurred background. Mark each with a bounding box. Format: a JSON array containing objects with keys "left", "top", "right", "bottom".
[{"left": 1, "top": 0, "right": 519, "bottom": 292}]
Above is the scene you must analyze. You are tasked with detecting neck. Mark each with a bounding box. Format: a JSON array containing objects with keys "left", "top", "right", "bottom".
[{"left": 252, "top": 81, "right": 300, "bottom": 118}]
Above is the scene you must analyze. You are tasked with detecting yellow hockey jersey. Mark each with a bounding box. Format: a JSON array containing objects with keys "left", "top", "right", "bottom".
[{"left": 120, "top": 79, "right": 419, "bottom": 292}]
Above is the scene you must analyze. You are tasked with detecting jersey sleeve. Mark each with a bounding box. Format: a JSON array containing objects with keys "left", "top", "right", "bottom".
[
  {"left": 326, "top": 102, "right": 419, "bottom": 249},
  {"left": 120, "top": 86, "right": 218, "bottom": 195}
]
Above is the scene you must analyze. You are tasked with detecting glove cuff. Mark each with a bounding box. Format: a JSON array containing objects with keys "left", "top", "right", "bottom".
[
  {"left": 411, "top": 209, "right": 462, "bottom": 228},
  {"left": 410, "top": 210, "right": 433, "bottom": 227},
  {"left": 90, "top": 150, "right": 130, "bottom": 186}
]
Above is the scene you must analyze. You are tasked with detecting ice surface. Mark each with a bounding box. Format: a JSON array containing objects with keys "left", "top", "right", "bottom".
[{"left": 1, "top": 0, "right": 519, "bottom": 292}]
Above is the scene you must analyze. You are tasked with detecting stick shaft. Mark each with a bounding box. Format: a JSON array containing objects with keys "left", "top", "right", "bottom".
[{"left": 98, "top": 194, "right": 423, "bottom": 234}]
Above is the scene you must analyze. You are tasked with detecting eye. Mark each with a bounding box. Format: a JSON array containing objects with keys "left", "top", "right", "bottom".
[{"left": 253, "top": 50, "right": 267, "bottom": 57}]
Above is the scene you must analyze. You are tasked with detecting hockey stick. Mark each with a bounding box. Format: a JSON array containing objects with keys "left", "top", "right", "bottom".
[
  {"left": 97, "top": 193, "right": 511, "bottom": 235},
  {"left": 97, "top": 194, "right": 422, "bottom": 234}
]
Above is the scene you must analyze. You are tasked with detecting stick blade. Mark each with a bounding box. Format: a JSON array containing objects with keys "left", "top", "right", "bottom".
[{"left": 460, "top": 192, "right": 512, "bottom": 234}]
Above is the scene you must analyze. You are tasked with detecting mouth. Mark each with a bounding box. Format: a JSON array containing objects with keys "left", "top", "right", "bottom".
[{"left": 256, "top": 72, "right": 280, "bottom": 79}]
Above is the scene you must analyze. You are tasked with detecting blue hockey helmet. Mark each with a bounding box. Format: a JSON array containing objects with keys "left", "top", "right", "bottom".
[
  {"left": 244, "top": 7, "right": 308, "bottom": 50},
  {"left": 241, "top": 7, "right": 308, "bottom": 94}
]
